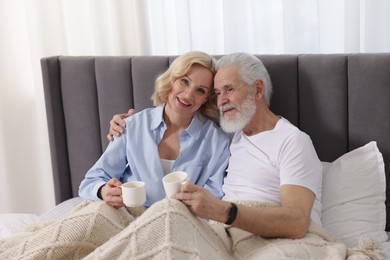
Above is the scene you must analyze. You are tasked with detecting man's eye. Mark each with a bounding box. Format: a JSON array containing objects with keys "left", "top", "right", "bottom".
[
  {"left": 214, "top": 91, "right": 221, "bottom": 96},
  {"left": 226, "top": 87, "right": 234, "bottom": 93}
]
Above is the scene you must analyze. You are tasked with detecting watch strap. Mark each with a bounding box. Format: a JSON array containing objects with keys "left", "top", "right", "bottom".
[{"left": 225, "top": 202, "right": 238, "bottom": 225}]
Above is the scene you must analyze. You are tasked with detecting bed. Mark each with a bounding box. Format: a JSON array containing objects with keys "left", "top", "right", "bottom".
[{"left": 2, "top": 53, "right": 390, "bottom": 257}]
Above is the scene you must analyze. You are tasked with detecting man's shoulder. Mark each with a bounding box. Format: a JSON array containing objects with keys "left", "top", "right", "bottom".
[
  {"left": 276, "top": 119, "right": 315, "bottom": 149},
  {"left": 278, "top": 118, "right": 309, "bottom": 136}
]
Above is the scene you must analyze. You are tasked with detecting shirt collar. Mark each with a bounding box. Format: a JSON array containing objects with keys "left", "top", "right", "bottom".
[
  {"left": 151, "top": 105, "right": 165, "bottom": 130},
  {"left": 150, "top": 104, "right": 204, "bottom": 140},
  {"left": 186, "top": 111, "right": 203, "bottom": 139}
]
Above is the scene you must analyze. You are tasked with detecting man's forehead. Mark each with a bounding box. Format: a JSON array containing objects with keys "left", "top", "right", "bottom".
[{"left": 214, "top": 67, "right": 239, "bottom": 86}]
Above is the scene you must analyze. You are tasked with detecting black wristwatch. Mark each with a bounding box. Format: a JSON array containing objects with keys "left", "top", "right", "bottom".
[{"left": 225, "top": 202, "right": 238, "bottom": 225}]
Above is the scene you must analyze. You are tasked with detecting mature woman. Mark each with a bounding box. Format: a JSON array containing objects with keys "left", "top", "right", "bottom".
[
  {"left": 0, "top": 51, "right": 230, "bottom": 260},
  {"left": 79, "top": 50, "right": 230, "bottom": 208}
]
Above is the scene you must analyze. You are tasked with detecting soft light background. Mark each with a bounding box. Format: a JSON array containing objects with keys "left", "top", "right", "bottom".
[{"left": 1, "top": 0, "right": 389, "bottom": 215}]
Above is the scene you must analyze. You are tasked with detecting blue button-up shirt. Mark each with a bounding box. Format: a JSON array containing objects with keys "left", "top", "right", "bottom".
[{"left": 79, "top": 105, "right": 230, "bottom": 207}]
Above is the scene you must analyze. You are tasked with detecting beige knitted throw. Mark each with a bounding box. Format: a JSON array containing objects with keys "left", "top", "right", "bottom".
[
  {"left": 0, "top": 199, "right": 384, "bottom": 259},
  {"left": 85, "top": 199, "right": 384, "bottom": 260},
  {"left": 0, "top": 200, "right": 134, "bottom": 259}
]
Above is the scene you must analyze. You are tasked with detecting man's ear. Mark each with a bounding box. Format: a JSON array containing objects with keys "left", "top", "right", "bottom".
[{"left": 254, "top": 80, "right": 265, "bottom": 98}]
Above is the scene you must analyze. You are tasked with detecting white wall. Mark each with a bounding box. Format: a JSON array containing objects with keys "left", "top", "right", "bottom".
[{"left": 0, "top": 1, "right": 55, "bottom": 214}]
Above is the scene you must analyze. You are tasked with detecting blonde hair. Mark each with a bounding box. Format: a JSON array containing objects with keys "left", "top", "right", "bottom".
[{"left": 151, "top": 51, "right": 219, "bottom": 122}]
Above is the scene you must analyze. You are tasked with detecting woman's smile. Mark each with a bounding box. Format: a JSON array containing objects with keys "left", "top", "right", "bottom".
[{"left": 176, "top": 96, "right": 192, "bottom": 108}]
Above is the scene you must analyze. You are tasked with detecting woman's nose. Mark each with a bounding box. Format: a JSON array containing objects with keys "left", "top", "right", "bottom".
[{"left": 183, "top": 86, "right": 195, "bottom": 97}]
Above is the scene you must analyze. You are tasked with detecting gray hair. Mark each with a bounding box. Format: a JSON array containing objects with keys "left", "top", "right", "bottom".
[{"left": 215, "top": 53, "right": 273, "bottom": 106}]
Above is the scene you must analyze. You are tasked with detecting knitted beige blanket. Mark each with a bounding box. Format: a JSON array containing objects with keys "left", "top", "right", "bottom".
[
  {"left": 0, "top": 200, "right": 134, "bottom": 259},
  {"left": 86, "top": 199, "right": 383, "bottom": 259},
  {"left": 0, "top": 199, "right": 384, "bottom": 259}
]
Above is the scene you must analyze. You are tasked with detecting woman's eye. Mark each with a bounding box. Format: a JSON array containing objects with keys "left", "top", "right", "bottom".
[
  {"left": 181, "top": 78, "right": 189, "bottom": 85},
  {"left": 197, "top": 88, "right": 206, "bottom": 94}
]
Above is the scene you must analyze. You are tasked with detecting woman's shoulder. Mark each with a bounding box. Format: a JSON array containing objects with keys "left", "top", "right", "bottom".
[
  {"left": 124, "top": 107, "right": 157, "bottom": 124},
  {"left": 202, "top": 118, "right": 230, "bottom": 142},
  {"left": 122, "top": 108, "right": 161, "bottom": 136}
]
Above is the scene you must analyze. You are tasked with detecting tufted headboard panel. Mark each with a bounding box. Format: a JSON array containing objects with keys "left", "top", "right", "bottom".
[{"left": 41, "top": 53, "right": 390, "bottom": 229}]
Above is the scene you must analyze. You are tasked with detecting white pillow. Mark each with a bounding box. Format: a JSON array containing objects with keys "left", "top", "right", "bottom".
[{"left": 321, "top": 141, "right": 387, "bottom": 248}]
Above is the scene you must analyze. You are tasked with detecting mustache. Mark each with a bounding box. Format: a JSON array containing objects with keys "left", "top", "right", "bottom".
[{"left": 220, "top": 103, "right": 237, "bottom": 113}]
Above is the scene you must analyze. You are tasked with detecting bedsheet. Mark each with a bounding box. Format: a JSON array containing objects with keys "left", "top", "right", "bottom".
[
  {"left": 1, "top": 197, "right": 389, "bottom": 259},
  {"left": 0, "top": 197, "right": 84, "bottom": 239}
]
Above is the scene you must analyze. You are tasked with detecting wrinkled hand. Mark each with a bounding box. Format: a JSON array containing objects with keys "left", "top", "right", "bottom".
[
  {"left": 107, "top": 109, "right": 136, "bottom": 141},
  {"left": 101, "top": 178, "right": 124, "bottom": 208},
  {"left": 172, "top": 182, "right": 230, "bottom": 222}
]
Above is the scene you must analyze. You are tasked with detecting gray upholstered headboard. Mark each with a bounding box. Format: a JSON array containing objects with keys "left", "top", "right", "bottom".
[{"left": 40, "top": 53, "right": 390, "bottom": 230}]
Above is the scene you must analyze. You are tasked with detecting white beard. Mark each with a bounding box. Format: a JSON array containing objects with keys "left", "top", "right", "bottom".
[{"left": 219, "top": 93, "right": 256, "bottom": 133}]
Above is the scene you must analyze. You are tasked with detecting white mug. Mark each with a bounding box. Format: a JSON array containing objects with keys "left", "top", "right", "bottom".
[
  {"left": 121, "top": 181, "right": 146, "bottom": 207},
  {"left": 162, "top": 171, "right": 188, "bottom": 198}
]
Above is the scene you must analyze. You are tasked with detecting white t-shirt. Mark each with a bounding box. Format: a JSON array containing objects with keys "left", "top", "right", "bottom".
[{"left": 222, "top": 117, "right": 323, "bottom": 225}]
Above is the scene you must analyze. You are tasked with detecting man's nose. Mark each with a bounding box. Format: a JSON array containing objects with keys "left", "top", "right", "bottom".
[{"left": 217, "top": 94, "right": 228, "bottom": 108}]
